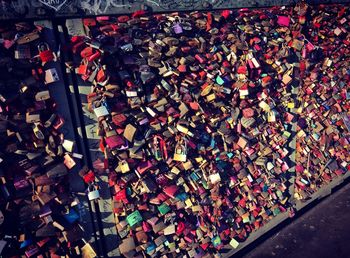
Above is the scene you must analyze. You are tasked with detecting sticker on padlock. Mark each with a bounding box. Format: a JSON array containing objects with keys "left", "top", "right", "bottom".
[
  {"left": 38, "top": 42, "right": 56, "bottom": 63},
  {"left": 87, "top": 184, "right": 100, "bottom": 201},
  {"left": 45, "top": 68, "right": 60, "bottom": 84}
]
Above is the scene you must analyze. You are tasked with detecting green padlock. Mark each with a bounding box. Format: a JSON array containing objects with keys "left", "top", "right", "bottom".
[
  {"left": 212, "top": 236, "right": 222, "bottom": 248},
  {"left": 126, "top": 210, "right": 143, "bottom": 227},
  {"left": 158, "top": 203, "right": 171, "bottom": 215}
]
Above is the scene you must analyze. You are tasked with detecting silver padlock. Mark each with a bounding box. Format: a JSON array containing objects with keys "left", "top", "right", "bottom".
[
  {"left": 88, "top": 184, "right": 100, "bottom": 201},
  {"left": 33, "top": 123, "right": 45, "bottom": 140},
  {"left": 45, "top": 68, "right": 60, "bottom": 84}
]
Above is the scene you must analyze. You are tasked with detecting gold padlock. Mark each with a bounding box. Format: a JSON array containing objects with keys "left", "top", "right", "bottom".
[
  {"left": 173, "top": 140, "right": 187, "bottom": 162},
  {"left": 119, "top": 160, "right": 130, "bottom": 173}
]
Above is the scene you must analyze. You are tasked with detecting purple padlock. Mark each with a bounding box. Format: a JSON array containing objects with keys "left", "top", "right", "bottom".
[{"left": 173, "top": 23, "right": 183, "bottom": 34}]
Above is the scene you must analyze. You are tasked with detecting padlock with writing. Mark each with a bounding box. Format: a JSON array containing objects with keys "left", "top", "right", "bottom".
[{"left": 38, "top": 42, "right": 55, "bottom": 63}]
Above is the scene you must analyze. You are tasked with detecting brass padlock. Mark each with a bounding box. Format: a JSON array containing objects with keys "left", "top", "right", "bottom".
[
  {"left": 119, "top": 160, "right": 130, "bottom": 173},
  {"left": 173, "top": 140, "right": 187, "bottom": 162}
]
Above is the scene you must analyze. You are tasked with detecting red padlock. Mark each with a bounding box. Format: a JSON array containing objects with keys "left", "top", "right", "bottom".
[
  {"left": 83, "top": 170, "right": 95, "bottom": 184},
  {"left": 96, "top": 68, "right": 106, "bottom": 82},
  {"left": 237, "top": 65, "right": 247, "bottom": 74},
  {"left": 88, "top": 51, "right": 101, "bottom": 62},
  {"left": 117, "top": 15, "right": 130, "bottom": 23},
  {"left": 77, "top": 60, "right": 89, "bottom": 75},
  {"left": 80, "top": 46, "right": 94, "bottom": 58},
  {"left": 38, "top": 42, "right": 55, "bottom": 63},
  {"left": 72, "top": 40, "right": 85, "bottom": 54}
]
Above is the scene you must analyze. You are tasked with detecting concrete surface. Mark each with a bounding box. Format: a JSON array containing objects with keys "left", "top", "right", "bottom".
[
  {"left": 2, "top": 0, "right": 350, "bottom": 20},
  {"left": 240, "top": 181, "right": 350, "bottom": 258}
]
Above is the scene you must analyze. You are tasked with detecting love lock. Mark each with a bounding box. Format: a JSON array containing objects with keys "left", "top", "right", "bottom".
[
  {"left": 15, "top": 45, "right": 31, "bottom": 60},
  {"left": 45, "top": 68, "right": 60, "bottom": 84},
  {"left": 173, "top": 140, "right": 187, "bottom": 162},
  {"left": 153, "top": 135, "right": 168, "bottom": 161},
  {"left": 87, "top": 184, "right": 100, "bottom": 201},
  {"left": 38, "top": 42, "right": 55, "bottom": 63},
  {"left": 33, "top": 123, "right": 45, "bottom": 140}
]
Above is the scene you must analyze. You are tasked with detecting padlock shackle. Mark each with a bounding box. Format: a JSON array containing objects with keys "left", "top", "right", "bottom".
[
  {"left": 38, "top": 42, "right": 50, "bottom": 52},
  {"left": 88, "top": 183, "right": 98, "bottom": 191}
]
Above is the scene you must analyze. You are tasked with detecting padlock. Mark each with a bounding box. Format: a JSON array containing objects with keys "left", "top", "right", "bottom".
[
  {"left": 64, "top": 154, "right": 76, "bottom": 169},
  {"left": 15, "top": 45, "right": 31, "bottom": 59},
  {"left": 72, "top": 40, "right": 85, "bottom": 54},
  {"left": 120, "top": 43, "right": 133, "bottom": 52},
  {"left": 96, "top": 68, "right": 106, "bottom": 82},
  {"left": 38, "top": 42, "right": 55, "bottom": 63},
  {"left": 173, "top": 140, "right": 187, "bottom": 162},
  {"left": 153, "top": 135, "right": 168, "bottom": 161},
  {"left": 33, "top": 123, "right": 45, "bottom": 140},
  {"left": 44, "top": 114, "right": 57, "bottom": 128},
  {"left": 126, "top": 210, "right": 143, "bottom": 227},
  {"left": 45, "top": 68, "right": 60, "bottom": 84},
  {"left": 119, "top": 160, "right": 130, "bottom": 173},
  {"left": 267, "top": 110, "right": 277, "bottom": 123},
  {"left": 77, "top": 59, "right": 89, "bottom": 76},
  {"left": 88, "top": 51, "right": 101, "bottom": 62},
  {"left": 87, "top": 184, "right": 100, "bottom": 201},
  {"left": 35, "top": 90, "right": 50, "bottom": 101},
  {"left": 17, "top": 31, "right": 40, "bottom": 45},
  {"left": 80, "top": 46, "right": 94, "bottom": 58}
]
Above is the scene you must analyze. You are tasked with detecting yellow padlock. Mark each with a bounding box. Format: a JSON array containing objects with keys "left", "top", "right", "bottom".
[
  {"left": 119, "top": 160, "right": 130, "bottom": 173},
  {"left": 173, "top": 141, "right": 187, "bottom": 162}
]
